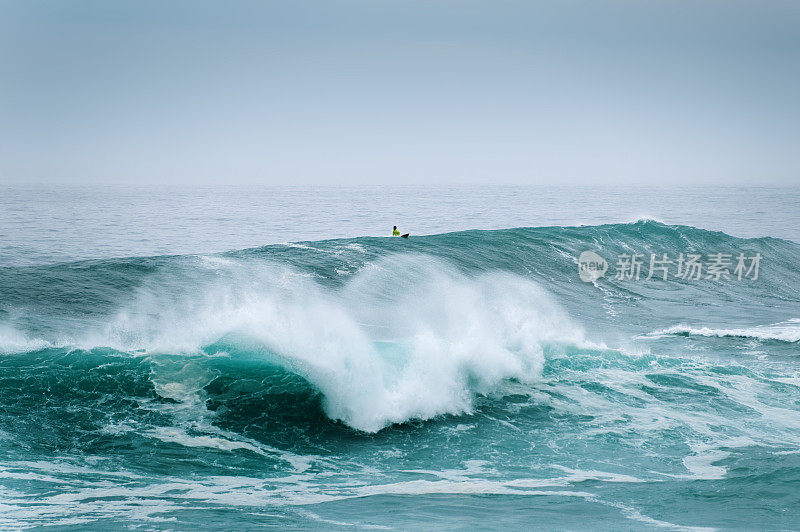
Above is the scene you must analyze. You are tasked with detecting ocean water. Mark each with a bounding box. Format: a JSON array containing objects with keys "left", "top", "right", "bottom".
[{"left": 0, "top": 185, "right": 799, "bottom": 530}]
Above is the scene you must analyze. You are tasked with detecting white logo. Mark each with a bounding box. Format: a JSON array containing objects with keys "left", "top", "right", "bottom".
[{"left": 578, "top": 250, "right": 608, "bottom": 282}]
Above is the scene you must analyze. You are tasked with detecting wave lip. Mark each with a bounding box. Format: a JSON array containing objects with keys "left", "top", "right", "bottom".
[{"left": 649, "top": 319, "right": 800, "bottom": 343}]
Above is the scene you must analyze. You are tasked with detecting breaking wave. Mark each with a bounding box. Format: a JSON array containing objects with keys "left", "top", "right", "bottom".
[
  {"left": 651, "top": 319, "right": 800, "bottom": 343},
  {"left": 0, "top": 254, "right": 587, "bottom": 432}
]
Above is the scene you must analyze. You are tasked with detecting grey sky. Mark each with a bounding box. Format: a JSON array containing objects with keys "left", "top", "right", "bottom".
[{"left": 1, "top": 0, "right": 798, "bottom": 185}]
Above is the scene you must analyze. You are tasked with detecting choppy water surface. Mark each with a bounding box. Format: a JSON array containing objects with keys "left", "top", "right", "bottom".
[{"left": 0, "top": 186, "right": 799, "bottom": 529}]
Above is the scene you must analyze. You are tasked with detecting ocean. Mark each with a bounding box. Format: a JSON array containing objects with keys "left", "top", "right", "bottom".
[{"left": 0, "top": 185, "right": 799, "bottom": 530}]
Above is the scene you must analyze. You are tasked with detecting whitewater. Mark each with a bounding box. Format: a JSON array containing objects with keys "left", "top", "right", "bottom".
[{"left": 1, "top": 186, "right": 800, "bottom": 530}]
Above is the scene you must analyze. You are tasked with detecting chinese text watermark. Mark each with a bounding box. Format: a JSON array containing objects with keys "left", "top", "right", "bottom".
[{"left": 578, "top": 251, "right": 761, "bottom": 282}]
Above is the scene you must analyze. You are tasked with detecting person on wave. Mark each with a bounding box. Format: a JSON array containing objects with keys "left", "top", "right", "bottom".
[{"left": 392, "top": 225, "right": 400, "bottom": 236}]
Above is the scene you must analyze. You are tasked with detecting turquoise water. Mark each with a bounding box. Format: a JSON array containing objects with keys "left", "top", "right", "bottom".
[{"left": 1, "top": 187, "right": 800, "bottom": 529}]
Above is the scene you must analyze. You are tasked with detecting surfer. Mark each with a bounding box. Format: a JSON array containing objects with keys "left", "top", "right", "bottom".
[{"left": 392, "top": 226, "right": 400, "bottom": 236}]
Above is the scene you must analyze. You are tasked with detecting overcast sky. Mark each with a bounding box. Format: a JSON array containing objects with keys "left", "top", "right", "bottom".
[{"left": 1, "top": 0, "right": 798, "bottom": 185}]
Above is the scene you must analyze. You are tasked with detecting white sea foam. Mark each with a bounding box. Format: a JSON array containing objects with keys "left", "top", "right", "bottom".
[
  {"left": 648, "top": 319, "right": 800, "bottom": 343},
  {"left": 0, "top": 458, "right": 702, "bottom": 531}
]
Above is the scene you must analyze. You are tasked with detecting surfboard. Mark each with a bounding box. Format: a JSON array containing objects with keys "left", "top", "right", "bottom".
[{"left": 401, "top": 234, "right": 409, "bottom": 238}]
